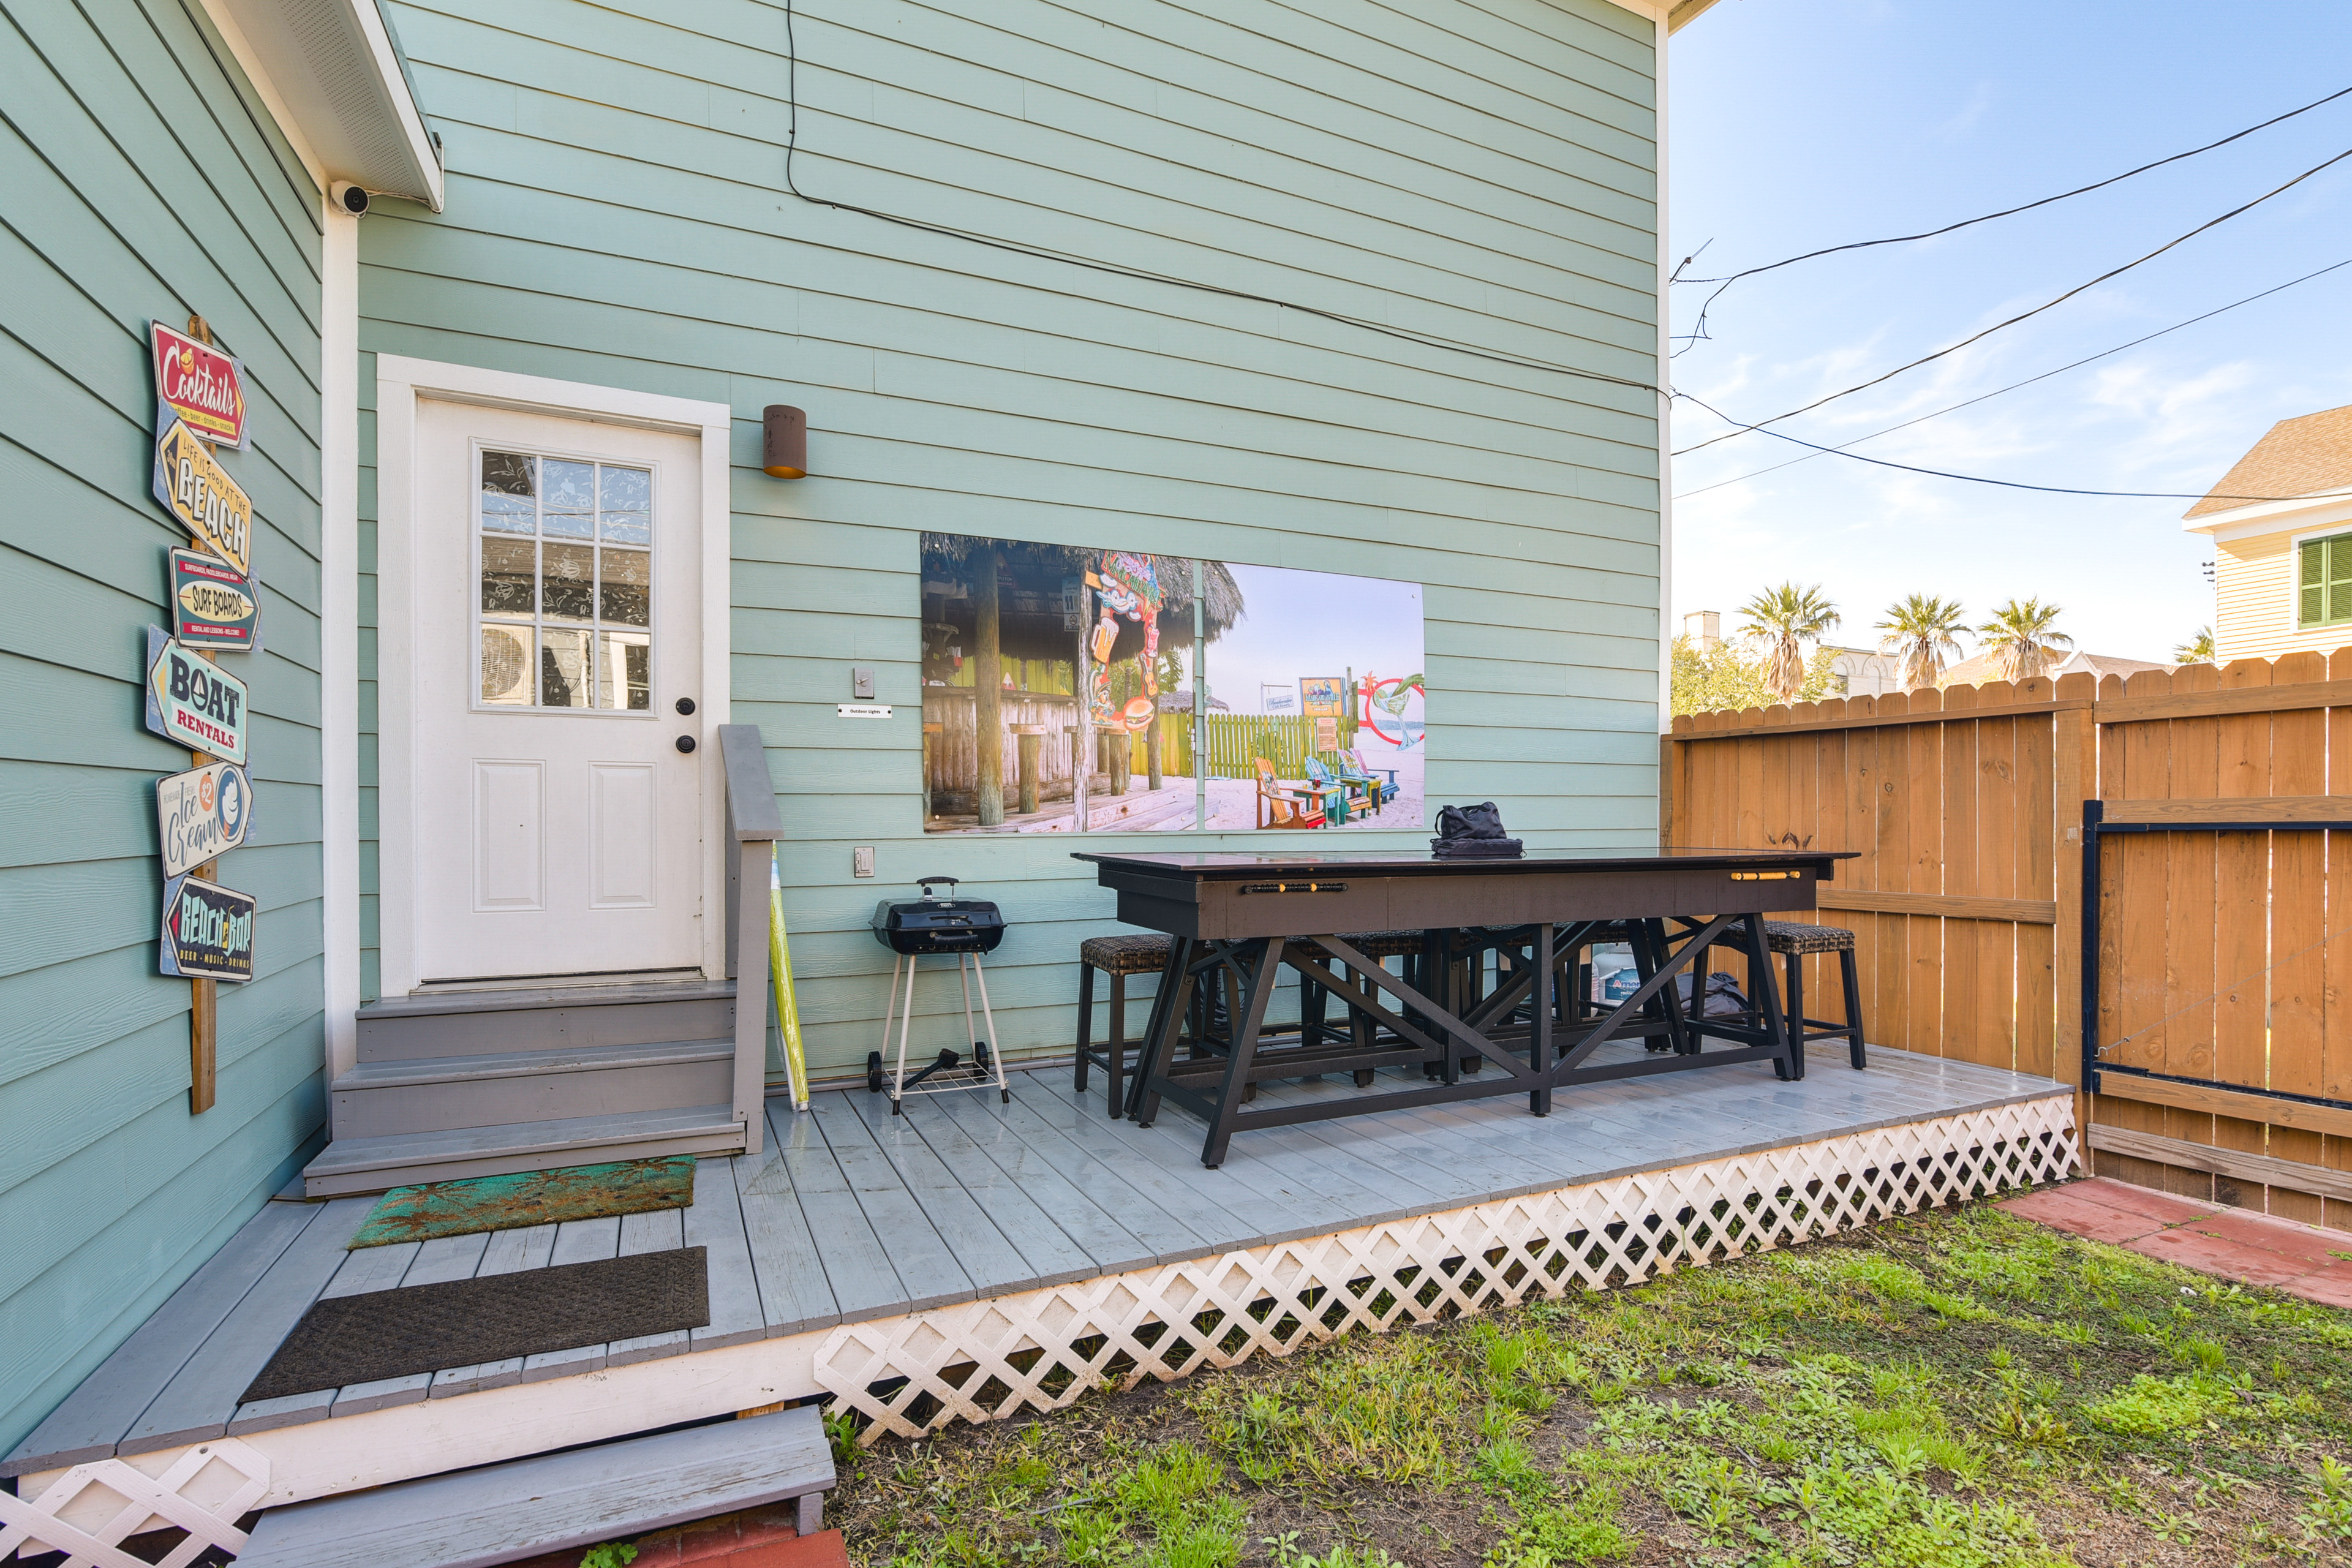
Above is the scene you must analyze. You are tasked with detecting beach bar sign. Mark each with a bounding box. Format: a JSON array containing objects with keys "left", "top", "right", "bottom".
[
  {"left": 150, "top": 321, "right": 247, "bottom": 448},
  {"left": 160, "top": 873, "right": 255, "bottom": 982},
  {"left": 153, "top": 405, "right": 253, "bottom": 575},
  {"left": 145, "top": 627, "right": 249, "bottom": 764},
  {"left": 157, "top": 760, "right": 255, "bottom": 878}
]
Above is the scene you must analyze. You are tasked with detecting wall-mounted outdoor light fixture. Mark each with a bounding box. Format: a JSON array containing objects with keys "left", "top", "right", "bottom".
[{"left": 763, "top": 404, "right": 807, "bottom": 478}]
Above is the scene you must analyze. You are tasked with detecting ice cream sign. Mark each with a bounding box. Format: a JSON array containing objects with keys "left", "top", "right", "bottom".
[
  {"left": 157, "top": 760, "right": 255, "bottom": 878},
  {"left": 150, "top": 320, "right": 247, "bottom": 448},
  {"left": 145, "top": 627, "right": 249, "bottom": 764}
]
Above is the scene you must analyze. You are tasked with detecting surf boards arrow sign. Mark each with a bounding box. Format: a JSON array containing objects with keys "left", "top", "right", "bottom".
[
  {"left": 145, "top": 627, "right": 249, "bottom": 764},
  {"left": 157, "top": 760, "right": 255, "bottom": 878},
  {"left": 152, "top": 404, "right": 253, "bottom": 575},
  {"left": 160, "top": 873, "right": 255, "bottom": 982},
  {"left": 169, "top": 547, "right": 261, "bottom": 652}
]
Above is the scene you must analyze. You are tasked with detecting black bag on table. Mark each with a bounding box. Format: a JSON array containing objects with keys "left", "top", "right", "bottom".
[{"left": 1433, "top": 801, "right": 1523, "bottom": 859}]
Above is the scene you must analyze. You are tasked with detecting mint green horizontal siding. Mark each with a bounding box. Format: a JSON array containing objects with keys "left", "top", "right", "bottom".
[
  {"left": 0, "top": 0, "right": 326, "bottom": 1457},
  {"left": 363, "top": 0, "right": 1659, "bottom": 1068}
]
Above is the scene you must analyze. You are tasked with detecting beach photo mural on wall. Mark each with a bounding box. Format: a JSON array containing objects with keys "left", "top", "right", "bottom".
[{"left": 920, "top": 532, "right": 1424, "bottom": 834}]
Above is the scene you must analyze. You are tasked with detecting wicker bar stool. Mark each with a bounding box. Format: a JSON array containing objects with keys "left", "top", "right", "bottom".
[
  {"left": 1074, "top": 933, "right": 1174, "bottom": 1115},
  {"left": 1301, "top": 930, "right": 1428, "bottom": 1085},
  {"left": 1762, "top": 921, "right": 1866, "bottom": 1072}
]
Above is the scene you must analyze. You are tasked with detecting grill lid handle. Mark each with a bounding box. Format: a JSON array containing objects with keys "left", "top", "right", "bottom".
[{"left": 916, "top": 875, "right": 960, "bottom": 900}]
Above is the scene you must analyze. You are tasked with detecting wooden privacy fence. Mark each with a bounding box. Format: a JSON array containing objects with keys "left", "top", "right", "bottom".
[
  {"left": 1201, "top": 714, "right": 1361, "bottom": 778},
  {"left": 1664, "top": 653, "right": 2352, "bottom": 1229}
]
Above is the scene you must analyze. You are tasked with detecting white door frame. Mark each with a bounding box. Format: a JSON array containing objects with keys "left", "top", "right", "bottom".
[{"left": 374, "top": 355, "right": 733, "bottom": 996}]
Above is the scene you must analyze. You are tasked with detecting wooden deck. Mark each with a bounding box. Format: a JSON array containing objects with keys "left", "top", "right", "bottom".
[{"left": 5, "top": 1043, "right": 2070, "bottom": 1482}]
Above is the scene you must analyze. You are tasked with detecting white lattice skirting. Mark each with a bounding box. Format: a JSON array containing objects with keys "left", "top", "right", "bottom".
[
  {"left": 818, "top": 1097, "right": 2079, "bottom": 1441},
  {"left": 0, "top": 1439, "right": 268, "bottom": 1568}
]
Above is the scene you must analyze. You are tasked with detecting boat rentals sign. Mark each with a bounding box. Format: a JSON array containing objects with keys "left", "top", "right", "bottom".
[
  {"left": 152, "top": 406, "right": 253, "bottom": 575},
  {"left": 170, "top": 547, "right": 261, "bottom": 652},
  {"left": 145, "top": 627, "right": 249, "bottom": 764},
  {"left": 150, "top": 320, "right": 247, "bottom": 448},
  {"left": 160, "top": 873, "right": 255, "bottom": 982},
  {"left": 157, "top": 760, "right": 255, "bottom": 878}
]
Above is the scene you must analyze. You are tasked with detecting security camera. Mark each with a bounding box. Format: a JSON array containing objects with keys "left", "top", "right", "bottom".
[{"left": 330, "top": 181, "right": 371, "bottom": 216}]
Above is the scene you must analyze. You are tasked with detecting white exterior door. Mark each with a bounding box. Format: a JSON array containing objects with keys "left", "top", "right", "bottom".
[{"left": 409, "top": 399, "right": 706, "bottom": 985}]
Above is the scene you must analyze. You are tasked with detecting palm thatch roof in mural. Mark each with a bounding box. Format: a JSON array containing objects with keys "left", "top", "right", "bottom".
[{"left": 919, "top": 535, "right": 1245, "bottom": 665}]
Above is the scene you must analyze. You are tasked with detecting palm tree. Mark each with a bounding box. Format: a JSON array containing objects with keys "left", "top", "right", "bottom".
[
  {"left": 1735, "top": 582, "right": 1839, "bottom": 701},
  {"left": 1873, "top": 593, "right": 1969, "bottom": 690},
  {"left": 1977, "top": 597, "right": 2074, "bottom": 682},
  {"left": 2173, "top": 627, "right": 2215, "bottom": 664}
]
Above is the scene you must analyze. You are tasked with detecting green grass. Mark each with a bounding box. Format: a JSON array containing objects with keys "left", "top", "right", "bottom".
[{"left": 832, "top": 1200, "right": 2352, "bottom": 1566}]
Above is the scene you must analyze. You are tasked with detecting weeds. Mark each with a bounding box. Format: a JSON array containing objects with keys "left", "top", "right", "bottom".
[{"left": 835, "top": 1199, "right": 2352, "bottom": 1567}]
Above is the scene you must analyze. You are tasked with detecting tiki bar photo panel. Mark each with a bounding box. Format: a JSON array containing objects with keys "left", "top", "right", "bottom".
[{"left": 921, "top": 533, "right": 1425, "bottom": 834}]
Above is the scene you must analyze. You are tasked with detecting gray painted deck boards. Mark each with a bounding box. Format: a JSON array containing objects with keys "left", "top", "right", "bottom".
[{"left": 4, "top": 1048, "right": 2067, "bottom": 1476}]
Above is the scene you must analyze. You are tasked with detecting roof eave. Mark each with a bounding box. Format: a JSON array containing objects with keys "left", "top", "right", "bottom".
[{"left": 211, "top": 0, "right": 443, "bottom": 211}]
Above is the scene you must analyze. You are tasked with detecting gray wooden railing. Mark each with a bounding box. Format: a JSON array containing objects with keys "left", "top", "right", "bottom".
[{"left": 720, "top": 725, "right": 783, "bottom": 1155}]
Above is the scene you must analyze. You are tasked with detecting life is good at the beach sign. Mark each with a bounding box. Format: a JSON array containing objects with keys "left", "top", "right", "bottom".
[
  {"left": 153, "top": 407, "right": 253, "bottom": 575},
  {"left": 157, "top": 760, "right": 255, "bottom": 878},
  {"left": 150, "top": 320, "right": 247, "bottom": 448},
  {"left": 146, "top": 627, "right": 249, "bottom": 764},
  {"left": 160, "top": 873, "right": 255, "bottom": 982}
]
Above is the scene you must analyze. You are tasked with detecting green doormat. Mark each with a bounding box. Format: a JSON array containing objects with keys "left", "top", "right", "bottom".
[{"left": 347, "top": 1155, "right": 698, "bottom": 1248}]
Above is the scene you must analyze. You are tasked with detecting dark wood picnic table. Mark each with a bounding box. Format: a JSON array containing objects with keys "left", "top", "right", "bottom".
[{"left": 1073, "top": 845, "right": 1857, "bottom": 1166}]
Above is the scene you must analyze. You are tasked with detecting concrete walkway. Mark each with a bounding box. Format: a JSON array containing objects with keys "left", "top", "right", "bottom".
[{"left": 2001, "top": 1178, "right": 2352, "bottom": 1306}]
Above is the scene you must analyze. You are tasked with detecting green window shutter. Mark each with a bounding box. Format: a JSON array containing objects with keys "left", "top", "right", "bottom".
[
  {"left": 2304, "top": 538, "right": 2329, "bottom": 627},
  {"left": 2329, "top": 536, "right": 2352, "bottom": 625}
]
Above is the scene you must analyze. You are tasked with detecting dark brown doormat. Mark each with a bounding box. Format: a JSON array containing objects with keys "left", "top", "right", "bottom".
[{"left": 242, "top": 1247, "right": 709, "bottom": 1403}]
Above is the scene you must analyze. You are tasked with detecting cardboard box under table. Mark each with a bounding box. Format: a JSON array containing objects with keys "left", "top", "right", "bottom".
[{"left": 1073, "top": 846, "right": 1858, "bottom": 1166}]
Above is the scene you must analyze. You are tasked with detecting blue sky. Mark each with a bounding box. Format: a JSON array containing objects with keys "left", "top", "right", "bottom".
[
  {"left": 1668, "top": 1, "right": 2352, "bottom": 660},
  {"left": 1204, "top": 564, "right": 1422, "bottom": 713}
]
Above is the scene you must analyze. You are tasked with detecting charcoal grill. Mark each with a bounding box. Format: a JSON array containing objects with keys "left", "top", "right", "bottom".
[{"left": 867, "top": 876, "right": 1011, "bottom": 1111}]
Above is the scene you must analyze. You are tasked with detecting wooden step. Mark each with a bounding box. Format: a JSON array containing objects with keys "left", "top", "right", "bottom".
[
  {"left": 357, "top": 980, "right": 736, "bottom": 1063},
  {"left": 233, "top": 1403, "right": 832, "bottom": 1568},
  {"left": 331, "top": 1039, "right": 735, "bottom": 1139},
  {"left": 301, "top": 1106, "right": 745, "bottom": 1197}
]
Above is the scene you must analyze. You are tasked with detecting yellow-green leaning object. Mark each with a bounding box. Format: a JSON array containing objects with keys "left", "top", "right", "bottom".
[{"left": 769, "top": 846, "right": 811, "bottom": 1109}]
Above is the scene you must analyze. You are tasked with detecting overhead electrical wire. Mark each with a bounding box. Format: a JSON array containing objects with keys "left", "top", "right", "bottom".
[
  {"left": 1672, "top": 82, "right": 2352, "bottom": 344},
  {"left": 1672, "top": 388, "right": 2352, "bottom": 504},
  {"left": 1673, "top": 254, "right": 2352, "bottom": 501},
  {"left": 1673, "top": 141, "right": 2352, "bottom": 457},
  {"left": 776, "top": 1, "right": 2343, "bottom": 508}
]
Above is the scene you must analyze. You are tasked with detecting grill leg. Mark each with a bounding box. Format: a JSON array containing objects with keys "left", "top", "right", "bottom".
[
  {"left": 891, "top": 953, "right": 918, "bottom": 1108},
  {"left": 969, "top": 952, "right": 1009, "bottom": 1102}
]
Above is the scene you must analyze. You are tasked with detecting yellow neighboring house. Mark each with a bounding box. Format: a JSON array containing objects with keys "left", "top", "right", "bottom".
[{"left": 2184, "top": 403, "right": 2352, "bottom": 662}]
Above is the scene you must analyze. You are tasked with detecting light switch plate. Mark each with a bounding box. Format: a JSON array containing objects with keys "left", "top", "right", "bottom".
[
  {"left": 853, "top": 846, "right": 875, "bottom": 878},
  {"left": 851, "top": 666, "right": 875, "bottom": 699}
]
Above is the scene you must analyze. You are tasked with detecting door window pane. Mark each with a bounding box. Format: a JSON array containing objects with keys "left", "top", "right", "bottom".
[
  {"left": 481, "top": 537, "right": 537, "bottom": 616},
  {"left": 481, "top": 625, "right": 533, "bottom": 704},
  {"left": 476, "top": 448, "right": 653, "bottom": 711},
  {"left": 540, "top": 628, "right": 592, "bottom": 707},
  {"left": 600, "top": 630, "right": 651, "bottom": 710},
  {"left": 601, "top": 548, "right": 650, "bottom": 627},
  {"left": 541, "top": 542, "right": 597, "bottom": 623}
]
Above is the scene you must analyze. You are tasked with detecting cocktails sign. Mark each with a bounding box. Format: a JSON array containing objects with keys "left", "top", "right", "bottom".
[
  {"left": 169, "top": 547, "right": 260, "bottom": 652},
  {"left": 150, "top": 320, "right": 247, "bottom": 448},
  {"left": 159, "top": 873, "right": 255, "bottom": 982},
  {"left": 146, "top": 627, "right": 249, "bottom": 764},
  {"left": 157, "top": 760, "right": 255, "bottom": 878},
  {"left": 153, "top": 407, "right": 254, "bottom": 575}
]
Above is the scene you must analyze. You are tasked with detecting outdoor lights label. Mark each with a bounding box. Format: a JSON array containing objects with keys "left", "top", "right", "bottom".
[
  {"left": 157, "top": 760, "right": 255, "bottom": 878},
  {"left": 159, "top": 873, "right": 255, "bottom": 982},
  {"left": 145, "top": 627, "right": 249, "bottom": 764}
]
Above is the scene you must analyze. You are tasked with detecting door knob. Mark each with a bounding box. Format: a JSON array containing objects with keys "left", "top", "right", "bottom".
[
  {"left": 676, "top": 698, "right": 696, "bottom": 715},
  {"left": 676, "top": 735, "right": 698, "bottom": 753}
]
